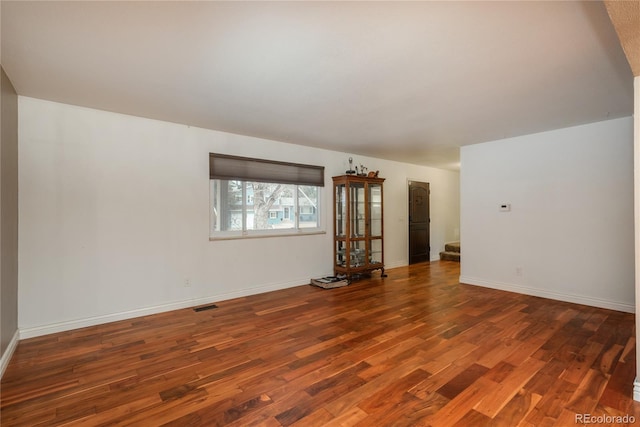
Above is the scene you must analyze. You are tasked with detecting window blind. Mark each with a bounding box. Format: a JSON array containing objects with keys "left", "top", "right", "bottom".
[{"left": 209, "top": 153, "right": 325, "bottom": 187}]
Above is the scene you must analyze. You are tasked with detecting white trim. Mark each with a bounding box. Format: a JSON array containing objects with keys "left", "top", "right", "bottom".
[
  {"left": 210, "top": 230, "right": 325, "bottom": 241},
  {"left": 634, "top": 378, "right": 640, "bottom": 402},
  {"left": 19, "top": 276, "right": 325, "bottom": 339},
  {"left": 383, "top": 258, "right": 444, "bottom": 268},
  {"left": 0, "top": 330, "right": 20, "bottom": 379},
  {"left": 460, "top": 276, "right": 635, "bottom": 314},
  {"left": 384, "top": 260, "right": 407, "bottom": 270}
]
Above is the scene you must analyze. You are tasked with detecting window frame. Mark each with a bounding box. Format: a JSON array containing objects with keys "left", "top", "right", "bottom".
[{"left": 209, "top": 154, "right": 325, "bottom": 240}]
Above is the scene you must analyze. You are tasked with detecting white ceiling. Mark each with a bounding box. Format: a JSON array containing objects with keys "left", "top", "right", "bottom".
[{"left": 1, "top": 1, "right": 634, "bottom": 170}]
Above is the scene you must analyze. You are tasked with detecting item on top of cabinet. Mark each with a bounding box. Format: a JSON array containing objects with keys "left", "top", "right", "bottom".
[{"left": 346, "top": 157, "right": 356, "bottom": 175}]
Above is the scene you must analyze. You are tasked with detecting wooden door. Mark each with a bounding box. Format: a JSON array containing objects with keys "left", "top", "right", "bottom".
[{"left": 408, "top": 181, "right": 430, "bottom": 264}]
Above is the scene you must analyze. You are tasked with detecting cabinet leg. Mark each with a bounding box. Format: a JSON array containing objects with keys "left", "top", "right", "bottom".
[{"left": 381, "top": 268, "right": 387, "bottom": 278}]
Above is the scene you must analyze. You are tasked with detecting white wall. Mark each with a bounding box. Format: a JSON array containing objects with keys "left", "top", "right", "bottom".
[
  {"left": 18, "top": 97, "right": 460, "bottom": 337},
  {"left": 0, "top": 67, "right": 19, "bottom": 378},
  {"left": 461, "top": 117, "right": 634, "bottom": 312}
]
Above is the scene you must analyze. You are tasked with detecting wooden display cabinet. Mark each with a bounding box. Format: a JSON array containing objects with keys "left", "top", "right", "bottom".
[{"left": 333, "top": 174, "right": 386, "bottom": 280}]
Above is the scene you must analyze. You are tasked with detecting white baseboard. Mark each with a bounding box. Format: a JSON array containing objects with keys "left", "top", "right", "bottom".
[
  {"left": 383, "top": 260, "right": 408, "bottom": 270},
  {"left": 0, "top": 330, "right": 20, "bottom": 380},
  {"left": 384, "top": 257, "right": 442, "bottom": 268},
  {"left": 459, "top": 276, "right": 635, "bottom": 313},
  {"left": 19, "top": 276, "right": 321, "bottom": 339}
]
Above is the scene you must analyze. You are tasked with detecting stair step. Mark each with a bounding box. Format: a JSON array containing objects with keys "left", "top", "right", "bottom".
[
  {"left": 439, "top": 251, "right": 460, "bottom": 262},
  {"left": 444, "top": 242, "right": 460, "bottom": 253}
]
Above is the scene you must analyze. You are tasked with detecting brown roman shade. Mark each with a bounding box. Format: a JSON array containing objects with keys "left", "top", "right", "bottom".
[{"left": 209, "top": 153, "right": 325, "bottom": 187}]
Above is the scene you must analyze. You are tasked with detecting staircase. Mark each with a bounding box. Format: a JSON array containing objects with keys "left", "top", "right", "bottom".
[{"left": 439, "top": 242, "right": 460, "bottom": 262}]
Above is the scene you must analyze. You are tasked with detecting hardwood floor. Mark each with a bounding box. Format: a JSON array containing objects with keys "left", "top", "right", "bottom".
[{"left": 2, "top": 261, "right": 639, "bottom": 426}]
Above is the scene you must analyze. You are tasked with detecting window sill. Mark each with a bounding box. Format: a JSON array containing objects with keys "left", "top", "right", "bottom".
[{"left": 210, "top": 230, "right": 326, "bottom": 241}]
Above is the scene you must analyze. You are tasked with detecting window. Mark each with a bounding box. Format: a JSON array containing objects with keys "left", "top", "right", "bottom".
[{"left": 209, "top": 154, "right": 324, "bottom": 238}]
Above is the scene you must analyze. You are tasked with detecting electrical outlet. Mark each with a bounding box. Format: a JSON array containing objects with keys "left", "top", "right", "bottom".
[
  {"left": 516, "top": 267, "right": 523, "bottom": 277},
  {"left": 184, "top": 278, "right": 191, "bottom": 287}
]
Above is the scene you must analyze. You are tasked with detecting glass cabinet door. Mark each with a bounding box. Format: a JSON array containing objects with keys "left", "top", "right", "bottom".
[
  {"left": 336, "top": 240, "right": 368, "bottom": 268},
  {"left": 335, "top": 183, "right": 346, "bottom": 237},
  {"left": 350, "top": 240, "right": 367, "bottom": 267},
  {"left": 370, "top": 239, "right": 383, "bottom": 265},
  {"left": 369, "top": 183, "right": 382, "bottom": 238},
  {"left": 336, "top": 240, "right": 347, "bottom": 267},
  {"left": 349, "top": 183, "right": 365, "bottom": 237}
]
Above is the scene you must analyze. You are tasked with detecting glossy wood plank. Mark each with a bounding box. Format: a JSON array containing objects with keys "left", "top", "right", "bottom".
[{"left": 2, "top": 261, "right": 639, "bottom": 426}]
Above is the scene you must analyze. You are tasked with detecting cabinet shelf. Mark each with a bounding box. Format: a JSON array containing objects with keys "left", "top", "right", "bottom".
[{"left": 333, "top": 175, "right": 386, "bottom": 280}]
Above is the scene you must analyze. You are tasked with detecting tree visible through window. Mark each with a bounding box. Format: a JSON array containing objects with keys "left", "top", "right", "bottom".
[
  {"left": 210, "top": 180, "right": 320, "bottom": 236},
  {"left": 252, "top": 182, "right": 286, "bottom": 229}
]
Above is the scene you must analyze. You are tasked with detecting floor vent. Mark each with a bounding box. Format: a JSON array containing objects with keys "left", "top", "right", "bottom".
[{"left": 194, "top": 304, "right": 218, "bottom": 312}]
